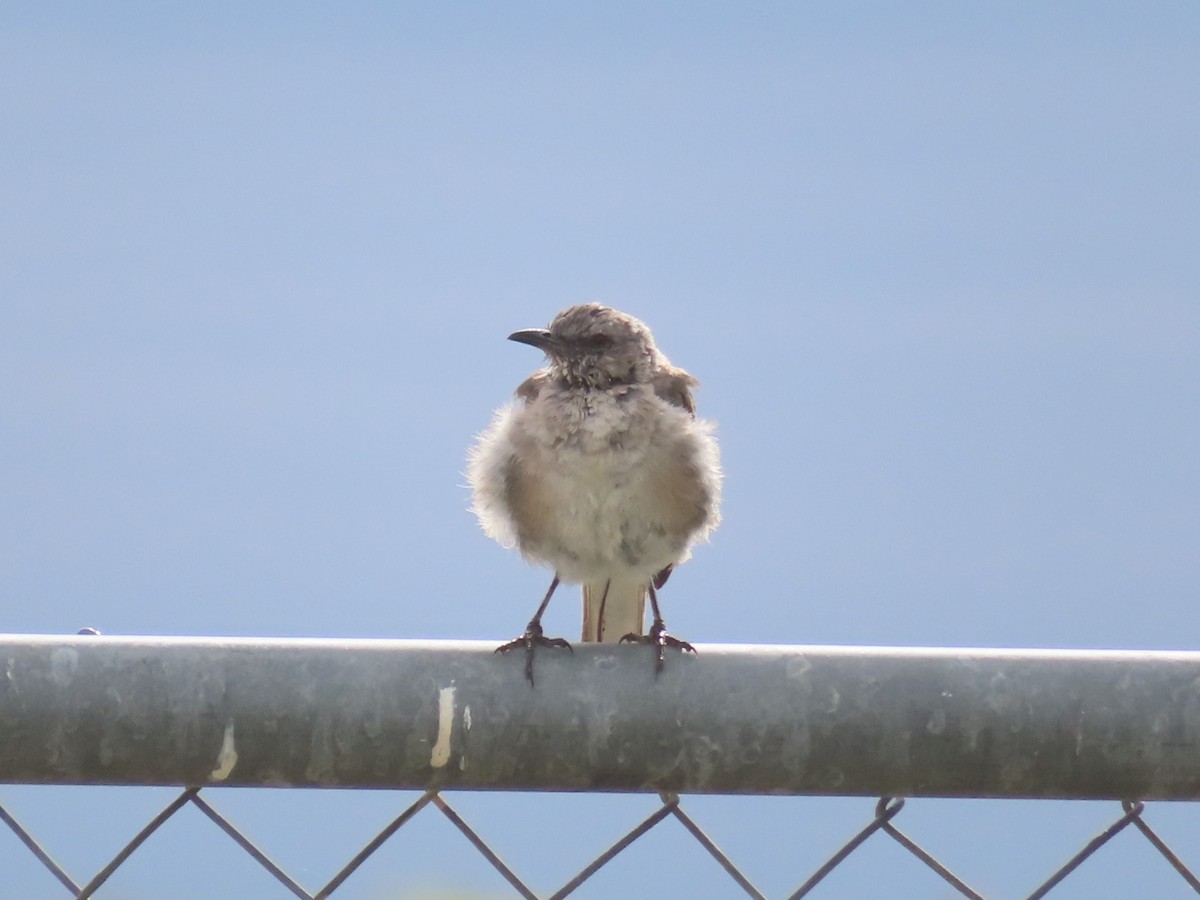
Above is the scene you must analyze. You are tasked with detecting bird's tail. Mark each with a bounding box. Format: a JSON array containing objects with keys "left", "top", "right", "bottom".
[{"left": 581, "top": 579, "right": 646, "bottom": 642}]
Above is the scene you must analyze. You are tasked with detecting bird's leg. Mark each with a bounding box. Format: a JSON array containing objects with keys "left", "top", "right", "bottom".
[
  {"left": 620, "top": 583, "right": 696, "bottom": 675},
  {"left": 495, "top": 574, "right": 573, "bottom": 686}
]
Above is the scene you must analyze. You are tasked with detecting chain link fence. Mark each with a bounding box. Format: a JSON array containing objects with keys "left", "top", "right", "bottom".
[
  {"left": 2, "top": 787, "right": 1199, "bottom": 898},
  {"left": 4, "top": 635, "right": 1200, "bottom": 898}
]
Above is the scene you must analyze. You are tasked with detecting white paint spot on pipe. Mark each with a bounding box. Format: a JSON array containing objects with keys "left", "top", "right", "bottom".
[
  {"left": 827, "top": 688, "right": 841, "bottom": 712},
  {"left": 459, "top": 705, "right": 472, "bottom": 771},
  {"left": 209, "top": 722, "right": 239, "bottom": 781},
  {"left": 430, "top": 684, "right": 456, "bottom": 768},
  {"left": 785, "top": 656, "right": 812, "bottom": 680},
  {"left": 49, "top": 647, "right": 79, "bottom": 686}
]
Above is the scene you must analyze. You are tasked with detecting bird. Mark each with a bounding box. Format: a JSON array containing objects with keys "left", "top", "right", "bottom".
[{"left": 467, "top": 303, "right": 722, "bottom": 684}]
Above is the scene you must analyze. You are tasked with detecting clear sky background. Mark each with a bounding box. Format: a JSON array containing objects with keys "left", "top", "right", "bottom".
[{"left": 2, "top": 3, "right": 1198, "bottom": 898}]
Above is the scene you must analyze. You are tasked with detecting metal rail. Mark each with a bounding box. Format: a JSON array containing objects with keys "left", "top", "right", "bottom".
[{"left": 2, "top": 634, "right": 1198, "bottom": 799}]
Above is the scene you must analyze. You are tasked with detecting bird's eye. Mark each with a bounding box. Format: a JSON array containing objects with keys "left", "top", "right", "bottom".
[{"left": 582, "top": 333, "right": 613, "bottom": 349}]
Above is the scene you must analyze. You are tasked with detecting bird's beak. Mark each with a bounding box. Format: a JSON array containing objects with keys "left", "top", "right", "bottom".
[{"left": 507, "top": 328, "right": 560, "bottom": 354}]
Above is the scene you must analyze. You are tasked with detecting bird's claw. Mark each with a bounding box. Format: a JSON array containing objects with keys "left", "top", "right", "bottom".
[
  {"left": 620, "top": 619, "right": 696, "bottom": 675},
  {"left": 495, "top": 620, "right": 572, "bottom": 686}
]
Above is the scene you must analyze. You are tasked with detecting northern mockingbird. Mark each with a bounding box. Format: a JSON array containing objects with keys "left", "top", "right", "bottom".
[{"left": 468, "top": 303, "right": 722, "bottom": 683}]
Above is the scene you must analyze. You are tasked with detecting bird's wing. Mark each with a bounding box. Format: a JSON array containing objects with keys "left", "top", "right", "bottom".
[
  {"left": 515, "top": 370, "right": 550, "bottom": 403},
  {"left": 651, "top": 366, "right": 698, "bottom": 415}
]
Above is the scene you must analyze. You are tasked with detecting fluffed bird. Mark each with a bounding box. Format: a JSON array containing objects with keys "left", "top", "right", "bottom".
[{"left": 468, "top": 303, "right": 722, "bottom": 683}]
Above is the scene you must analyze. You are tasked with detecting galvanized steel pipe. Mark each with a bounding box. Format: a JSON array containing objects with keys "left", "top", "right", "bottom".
[{"left": 1, "top": 635, "right": 1198, "bottom": 799}]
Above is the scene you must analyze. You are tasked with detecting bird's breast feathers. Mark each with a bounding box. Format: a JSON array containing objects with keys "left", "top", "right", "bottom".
[{"left": 481, "top": 387, "right": 718, "bottom": 579}]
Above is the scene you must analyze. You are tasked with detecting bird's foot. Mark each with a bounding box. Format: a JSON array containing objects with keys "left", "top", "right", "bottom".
[
  {"left": 620, "top": 618, "right": 696, "bottom": 675},
  {"left": 495, "top": 619, "right": 572, "bottom": 686}
]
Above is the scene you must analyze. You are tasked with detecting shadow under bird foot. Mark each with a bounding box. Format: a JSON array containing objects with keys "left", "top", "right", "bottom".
[
  {"left": 495, "top": 620, "right": 573, "bottom": 686},
  {"left": 621, "top": 618, "right": 696, "bottom": 675}
]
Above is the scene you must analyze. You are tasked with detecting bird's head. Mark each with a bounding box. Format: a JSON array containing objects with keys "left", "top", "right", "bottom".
[{"left": 509, "top": 303, "right": 659, "bottom": 389}]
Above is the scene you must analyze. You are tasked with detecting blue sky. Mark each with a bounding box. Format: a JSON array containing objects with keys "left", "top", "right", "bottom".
[{"left": 3, "top": 3, "right": 1199, "bottom": 898}]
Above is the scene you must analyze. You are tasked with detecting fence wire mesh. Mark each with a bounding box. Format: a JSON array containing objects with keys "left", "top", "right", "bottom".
[{"left": 2, "top": 787, "right": 1198, "bottom": 899}]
